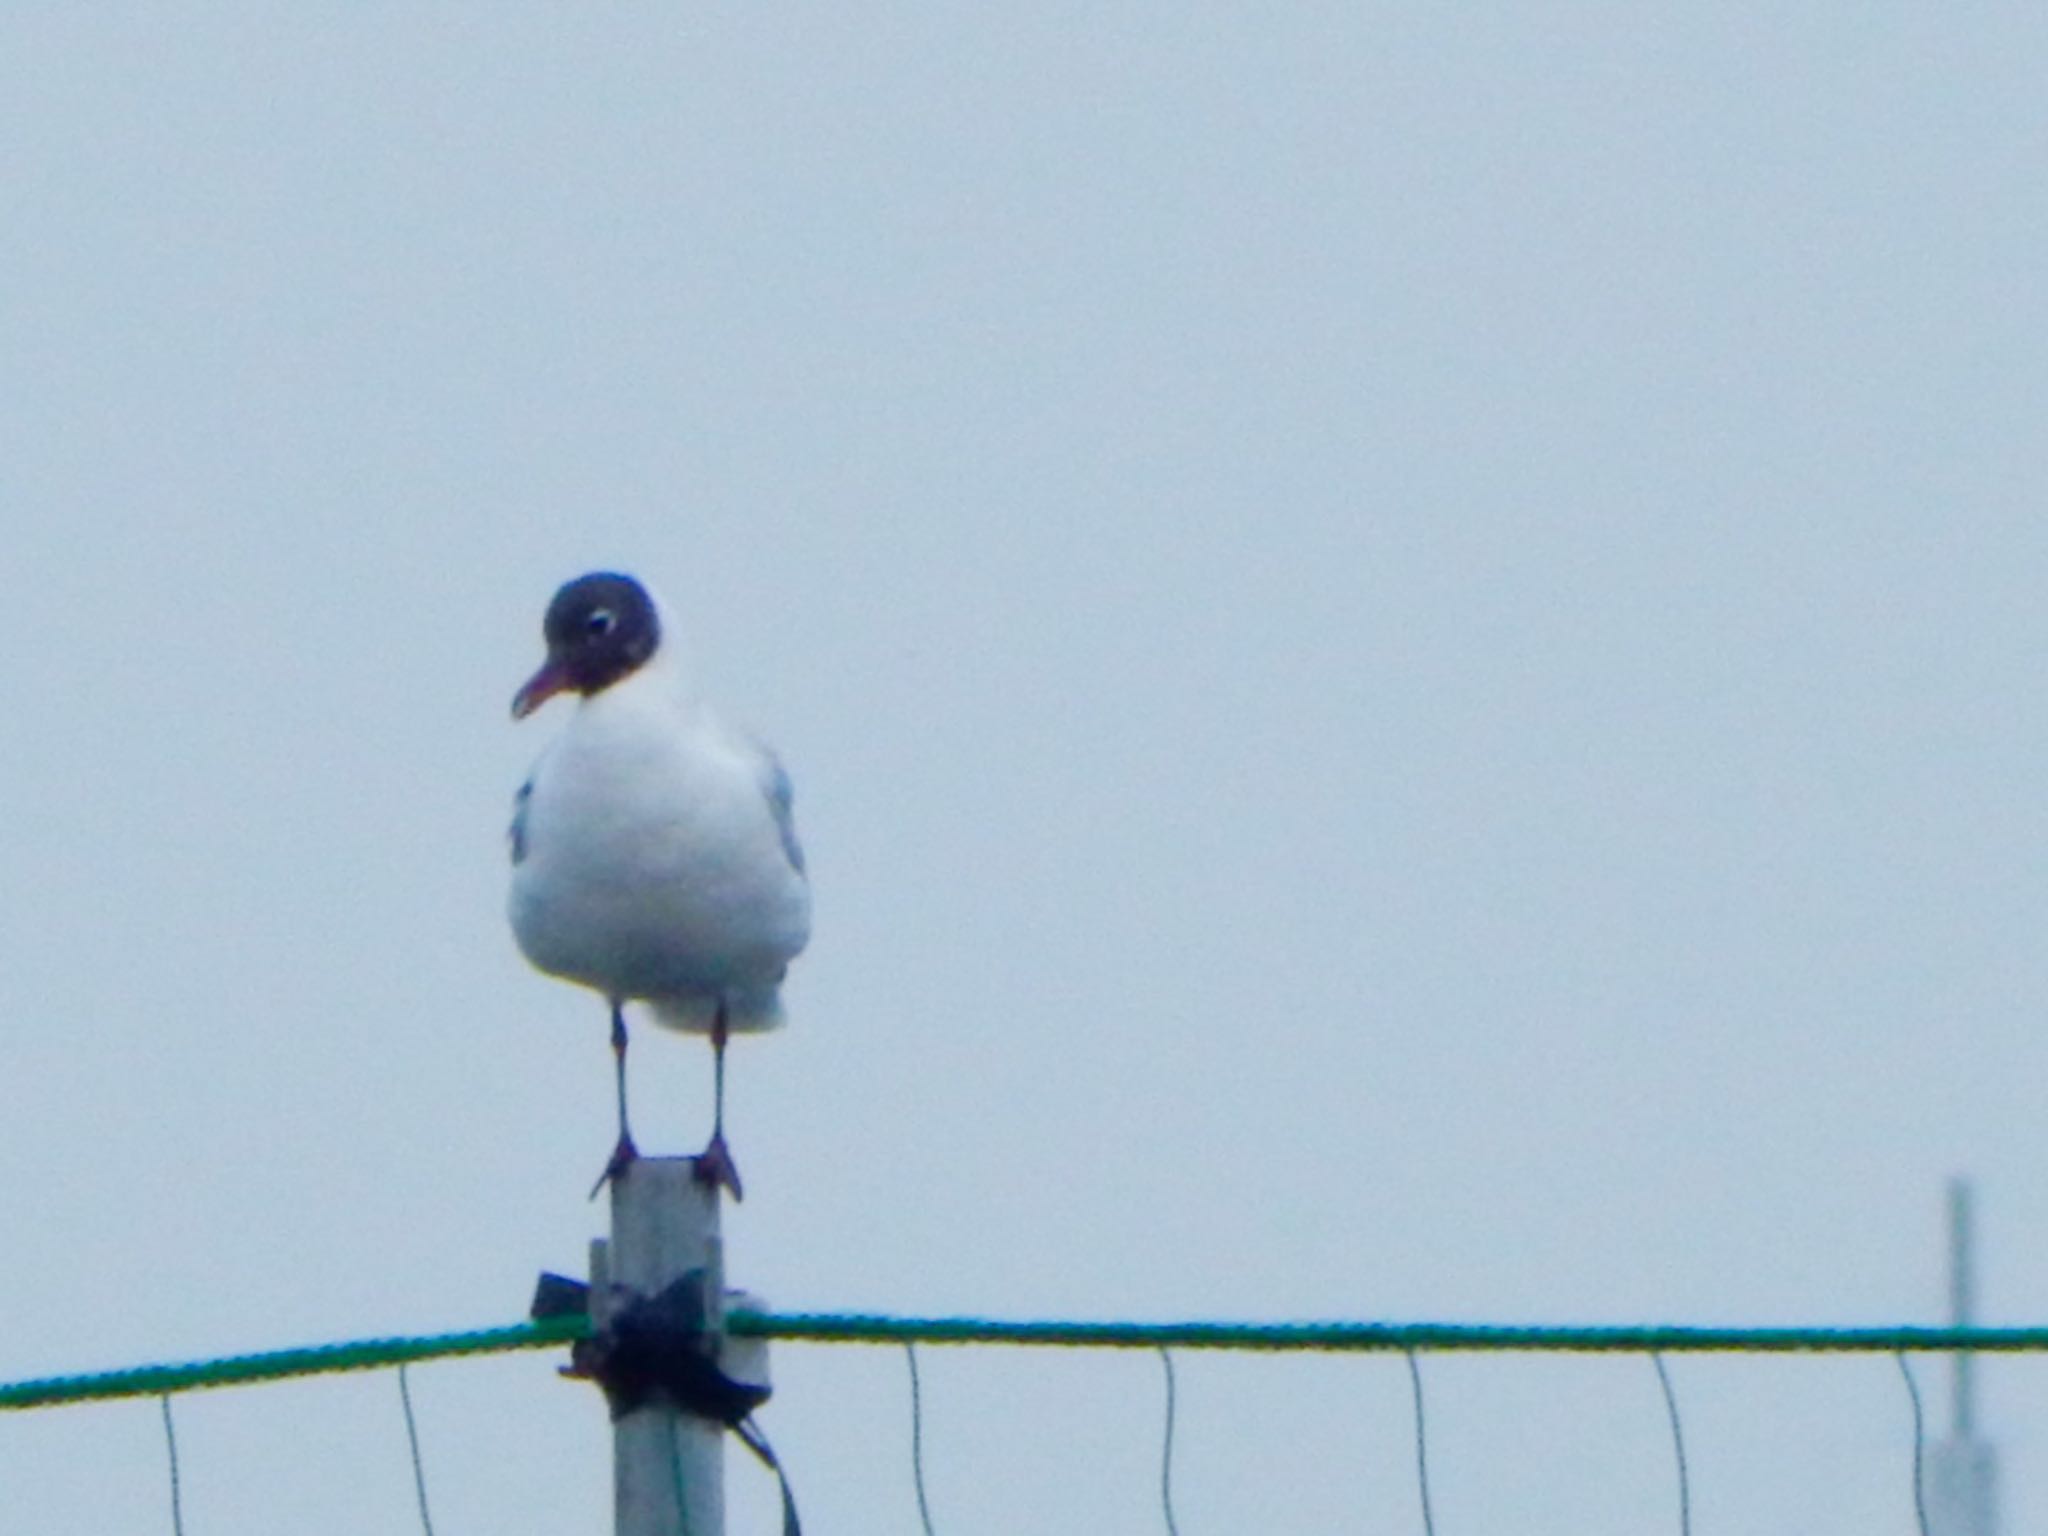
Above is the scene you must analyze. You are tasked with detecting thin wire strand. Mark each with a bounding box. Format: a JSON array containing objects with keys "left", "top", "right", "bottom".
[
  {"left": 1897, "top": 1352, "right": 1930, "bottom": 1536},
  {"left": 906, "top": 1342, "right": 936, "bottom": 1536},
  {"left": 1650, "top": 1352, "right": 1691, "bottom": 1536},
  {"left": 736, "top": 1417, "right": 804, "bottom": 1536},
  {"left": 1159, "top": 1347, "right": 1181, "bottom": 1536},
  {"left": 397, "top": 1365, "right": 436, "bottom": 1536},
  {"left": 160, "top": 1394, "right": 184, "bottom": 1536},
  {"left": 1405, "top": 1350, "right": 1437, "bottom": 1536}
]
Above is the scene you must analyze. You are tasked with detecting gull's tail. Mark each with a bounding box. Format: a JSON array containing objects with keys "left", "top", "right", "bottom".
[{"left": 649, "top": 986, "right": 787, "bottom": 1035}]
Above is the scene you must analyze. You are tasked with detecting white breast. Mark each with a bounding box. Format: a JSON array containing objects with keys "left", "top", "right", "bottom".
[{"left": 509, "top": 663, "right": 810, "bottom": 1025}]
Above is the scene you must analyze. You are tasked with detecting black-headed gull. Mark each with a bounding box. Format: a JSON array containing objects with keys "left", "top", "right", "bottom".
[{"left": 508, "top": 571, "right": 811, "bottom": 1200}]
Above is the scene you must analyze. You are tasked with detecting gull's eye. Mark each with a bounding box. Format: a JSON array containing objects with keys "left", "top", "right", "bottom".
[{"left": 585, "top": 608, "right": 617, "bottom": 638}]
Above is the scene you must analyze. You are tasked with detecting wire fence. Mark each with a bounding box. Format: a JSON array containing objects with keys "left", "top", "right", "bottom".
[
  {"left": 6, "top": 1312, "right": 2045, "bottom": 1411},
  {"left": 3, "top": 1311, "right": 2017, "bottom": 1536}
]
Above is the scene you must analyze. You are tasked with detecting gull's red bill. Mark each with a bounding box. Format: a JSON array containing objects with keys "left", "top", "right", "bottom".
[{"left": 511, "top": 658, "right": 572, "bottom": 720}]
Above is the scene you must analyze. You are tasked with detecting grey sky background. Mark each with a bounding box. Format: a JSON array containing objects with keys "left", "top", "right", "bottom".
[{"left": 5, "top": 6, "right": 2048, "bottom": 1532}]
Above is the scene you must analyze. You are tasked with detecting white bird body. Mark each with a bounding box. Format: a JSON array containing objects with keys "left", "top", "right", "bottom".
[
  {"left": 508, "top": 570, "right": 806, "bottom": 1198},
  {"left": 509, "top": 610, "right": 810, "bottom": 1034}
]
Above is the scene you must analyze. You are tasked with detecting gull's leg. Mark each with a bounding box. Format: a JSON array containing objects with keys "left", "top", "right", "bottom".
[
  {"left": 590, "top": 1000, "right": 640, "bottom": 1199},
  {"left": 693, "top": 1001, "right": 743, "bottom": 1202}
]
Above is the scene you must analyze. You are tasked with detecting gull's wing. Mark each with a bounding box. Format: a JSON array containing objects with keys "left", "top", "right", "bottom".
[
  {"left": 509, "top": 777, "right": 533, "bottom": 865},
  {"left": 756, "top": 748, "right": 807, "bottom": 877}
]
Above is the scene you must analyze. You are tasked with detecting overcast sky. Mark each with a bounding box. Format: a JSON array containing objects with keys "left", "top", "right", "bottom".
[{"left": 5, "top": 6, "right": 2048, "bottom": 1533}]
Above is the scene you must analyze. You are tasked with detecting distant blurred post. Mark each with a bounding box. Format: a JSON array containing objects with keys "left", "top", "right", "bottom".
[{"left": 1927, "top": 1177, "right": 1997, "bottom": 1536}]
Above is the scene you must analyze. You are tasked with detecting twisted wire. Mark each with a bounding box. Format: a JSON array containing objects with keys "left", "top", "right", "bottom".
[
  {"left": 3, "top": 1317, "right": 586, "bottom": 1410},
  {"left": 12, "top": 1312, "right": 2048, "bottom": 1411},
  {"left": 751, "top": 1314, "right": 2048, "bottom": 1354}
]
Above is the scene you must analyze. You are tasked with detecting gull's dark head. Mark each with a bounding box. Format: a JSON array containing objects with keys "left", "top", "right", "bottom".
[{"left": 511, "top": 572, "right": 662, "bottom": 719}]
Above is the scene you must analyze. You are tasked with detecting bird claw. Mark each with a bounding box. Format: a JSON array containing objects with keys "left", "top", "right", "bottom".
[
  {"left": 692, "top": 1132, "right": 744, "bottom": 1203},
  {"left": 589, "top": 1133, "right": 641, "bottom": 1200}
]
